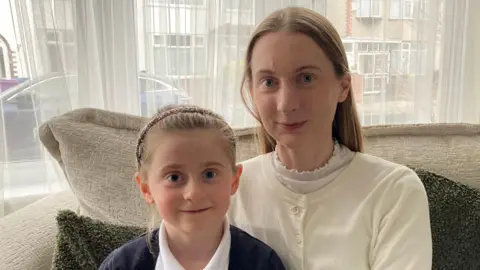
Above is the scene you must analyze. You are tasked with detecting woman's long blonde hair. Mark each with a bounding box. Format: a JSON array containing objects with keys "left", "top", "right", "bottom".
[{"left": 240, "top": 7, "right": 363, "bottom": 154}]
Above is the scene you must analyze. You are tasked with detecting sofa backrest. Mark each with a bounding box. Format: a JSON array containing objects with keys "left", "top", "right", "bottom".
[
  {"left": 39, "top": 108, "right": 480, "bottom": 226},
  {"left": 237, "top": 124, "right": 480, "bottom": 190}
]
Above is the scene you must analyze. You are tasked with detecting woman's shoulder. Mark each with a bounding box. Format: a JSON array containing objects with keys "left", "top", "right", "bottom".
[
  {"left": 99, "top": 230, "right": 158, "bottom": 270},
  {"left": 347, "top": 152, "right": 425, "bottom": 194},
  {"left": 351, "top": 152, "right": 418, "bottom": 177},
  {"left": 229, "top": 225, "right": 286, "bottom": 270},
  {"left": 239, "top": 152, "right": 271, "bottom": 167}
]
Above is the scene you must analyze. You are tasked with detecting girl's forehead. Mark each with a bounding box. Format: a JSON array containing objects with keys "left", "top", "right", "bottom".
[{"left": 147, "top": 129, "right": 233, "bottom": 160}]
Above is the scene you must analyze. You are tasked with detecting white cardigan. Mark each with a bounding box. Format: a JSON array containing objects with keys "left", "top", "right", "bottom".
[{"left": 228, "top": 152, "right": 432, "bottom": 270}]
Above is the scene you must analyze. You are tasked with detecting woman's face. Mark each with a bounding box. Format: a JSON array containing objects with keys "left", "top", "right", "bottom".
[{"left": 250, "top": 32, "right": 350, "bottom": 148}]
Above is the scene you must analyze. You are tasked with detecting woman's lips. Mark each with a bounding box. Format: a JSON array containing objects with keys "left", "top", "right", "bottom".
[{"left": 277, "top": 121, "right": 307, "bottom": 131}]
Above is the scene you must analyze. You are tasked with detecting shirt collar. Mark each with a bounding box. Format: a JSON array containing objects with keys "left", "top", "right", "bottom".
[{"left": 155, "top": 218, "right": 231, "bottom": 270}]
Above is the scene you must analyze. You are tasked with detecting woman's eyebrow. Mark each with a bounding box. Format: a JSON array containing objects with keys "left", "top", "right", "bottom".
[
  {"left": 254, "top": 69, "right": 275, "bottom": 76},
  {"left": 295, "top": 65, "right": 322, "bottom": 72}
]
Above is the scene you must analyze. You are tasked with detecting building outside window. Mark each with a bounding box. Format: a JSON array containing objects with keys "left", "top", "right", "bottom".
[
  {"left": 149, "top": 0, "right": 205, "bottom": 7},
  {"left": 390, "top": 41, "right": 427, "bottom": 75},
  {"left": 0, "top": 47, "right": 6, "bottom": 78},
  {"left": 153, "top": 34, "right": 207, "bottom": 77},
  {"left": 356, "top": 0, "right": 383, "bottom": 18},
  {"left": 363, "top": 75, "right": 388, "bottom": 95},
  {"left": 390, "top": 0, "right": 416, "bottom": 19}
]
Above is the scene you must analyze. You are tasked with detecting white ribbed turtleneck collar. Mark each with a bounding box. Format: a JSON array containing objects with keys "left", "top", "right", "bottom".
[{"left": 272, "top": 141, "right": 355, "bottom": 194}]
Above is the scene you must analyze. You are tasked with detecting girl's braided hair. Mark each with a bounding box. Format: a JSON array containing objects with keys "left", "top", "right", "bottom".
[{"left": 135, "top": 104, "right": 237, "bottom": 171}]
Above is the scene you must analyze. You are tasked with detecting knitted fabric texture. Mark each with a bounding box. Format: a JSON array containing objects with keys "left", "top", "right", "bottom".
[
  {"left": 52, "top": 210, "right": 145, "bottom": 270},
  {"left": 411, "top": 167, "right": 480, "bottom": 270}
]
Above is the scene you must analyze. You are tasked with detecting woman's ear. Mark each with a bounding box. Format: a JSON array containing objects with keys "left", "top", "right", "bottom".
[
  {"left": 135, "top": 172, "right": 154, "bottom": 204},
  {"left": 230, "top": 164, "right": 243, "bottom": 195},
  {"left": 338, "top": 73, "right": 351, "bottom": 103}
]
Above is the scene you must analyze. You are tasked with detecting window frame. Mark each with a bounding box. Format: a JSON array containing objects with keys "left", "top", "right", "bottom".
[
  {"left": 148, "top": 0, "right": 206, "bottom": 8},
  {"left": 152, "top": 34, "right": 207, "bottom": 78},
  {"left": 356, "top": 0, "right": 383, "bottom": 18},
  {"left": 390, "top": 0, "right": 416, "bottom": 20},
  {"left": 363, "top": 75, "right": 388, "bottom": 95}
]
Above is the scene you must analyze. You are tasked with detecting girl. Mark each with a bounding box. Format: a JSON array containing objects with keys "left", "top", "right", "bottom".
[
  {"left": 100, "top": 105, "right": 285, "bottom": 270},
  {"left": 228, "top": 6, "right": 432, "bottom": 270}
]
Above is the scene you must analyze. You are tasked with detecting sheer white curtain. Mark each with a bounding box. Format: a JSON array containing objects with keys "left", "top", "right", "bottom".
[
  {"left": 1, "top": 0, "right": 141, "bottom": 216},
  {"left": 437, "top": 0, "right": 480, "bottom": 123},
  {"left": 0, "top": 0, "right": 478, "bottom": 217}
]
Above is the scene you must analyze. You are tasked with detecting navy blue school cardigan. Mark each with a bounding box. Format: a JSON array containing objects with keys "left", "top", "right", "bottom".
[{"left": 99, "top": 225, "right": 286, "bottom": 270}]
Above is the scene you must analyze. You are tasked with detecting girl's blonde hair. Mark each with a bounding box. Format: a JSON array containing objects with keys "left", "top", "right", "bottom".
[
  {"left": 240, "top": 6, "right": 364, "bottom": 154},
  {"left": 135, "top": 104, "right": 238, "bottom": 253}
]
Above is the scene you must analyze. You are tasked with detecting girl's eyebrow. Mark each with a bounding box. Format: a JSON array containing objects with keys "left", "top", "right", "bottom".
[
  {"left": 158, "top": 163, "right": 183, "bottom": 172},
  {"left": 203, "top": 161, "right": 226, "bottom": 168}
]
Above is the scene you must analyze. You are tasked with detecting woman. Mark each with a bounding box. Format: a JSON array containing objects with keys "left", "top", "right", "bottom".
[{"left": 227, "top": 6, "right": 432, "bottom": 270}]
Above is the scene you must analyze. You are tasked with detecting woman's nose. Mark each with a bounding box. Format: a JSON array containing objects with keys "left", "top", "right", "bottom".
[{"left": 277, "top": 82, "right": 300, "bottom": 113}]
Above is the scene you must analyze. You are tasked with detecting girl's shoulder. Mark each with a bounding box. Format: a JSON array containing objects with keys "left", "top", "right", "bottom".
[
  {"left": 229, "top": 225, "right": 286, "bottom": 270},
  {"left": 99, "top": 229, "right": 159, "bottom": 270}
]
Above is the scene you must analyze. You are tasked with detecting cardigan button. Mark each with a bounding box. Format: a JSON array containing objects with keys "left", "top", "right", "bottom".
[
  {"left": 291, "top": 206, "right": 300, "bottom": 215},
  {"left": 296, "top": 233, "right": 302, "bottom": 244}
]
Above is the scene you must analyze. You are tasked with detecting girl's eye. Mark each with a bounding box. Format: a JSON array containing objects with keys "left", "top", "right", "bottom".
[
  {"left": 203, "top": 170, "right": 217, "bottom": 181},
  {"left": 300, "top": 74, "right": 314, "bottom": 83},
  {"left": 167, "top": 174, "right": 182, "bottom": 183}
]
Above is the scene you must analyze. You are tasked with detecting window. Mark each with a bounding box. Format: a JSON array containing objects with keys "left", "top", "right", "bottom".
[
  {"left": 44, "top": 29, "right": 76, "bottom": 73},
  {"left": 167, "top": 35, "right": 191, "bottom": 47},
  {"left": 364, "top": 76, "right": 387, "bottom": 95},
  {"left": 224, "top": 35, "right": 250, "bottom": 47},
  {"left": 150, "top": 0, "right": 205, "bottom": 7},
  {"left": 313, "top": 0, "right": 327, "bottom": 16},
  {"left": 153, "top": 34, "right": 207, "bottom": 77},
  {"left": 390, "top": 0, "right": 416, "bottom": 19},
  {"left": 343, "top": 42, "right": 356, "bottom": 71},
  {"left": 394, "top": 42, "right": 426, "bottom": 75},
  {"left": 358, "top": 53, "right": 389, "bottom": 74},
  {"left": 390, "top": 43, "right": 402, "bottom": 73},
  {"left": 0, "top": 47, "right": 6, "bottom": 78},
  {"left": 224, "top": 0, "right": 253, "bottom": 11},
  {"left": 168, "top": 47, "right": 191, "bottom": 76},
  {"left": 357, "top": 0, "right": 383, "bottom": 18}
]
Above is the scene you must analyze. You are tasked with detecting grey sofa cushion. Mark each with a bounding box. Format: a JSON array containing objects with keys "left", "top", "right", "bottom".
[
  {"left": 39, "top": 108, "right": 150, "bottom": 227},
  {"left": 413, "top": 167, "right": 480, "bottom": 270}
]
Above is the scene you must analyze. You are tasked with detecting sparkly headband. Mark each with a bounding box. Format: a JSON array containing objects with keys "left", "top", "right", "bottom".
[{"left": 135, "top": 105, "right": 226, "bottom": 168}]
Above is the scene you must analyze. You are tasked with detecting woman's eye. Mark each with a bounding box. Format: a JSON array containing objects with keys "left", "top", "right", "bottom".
[
  {"left": 167, "top": 174, "right": 182, "bottom": 183},
  {"left": 262, "top": 78, "right": 275, "bottom": 88},
  {"left": 203, "top": 170, "right": 217, "bottom": 181},
  {"left": 301, "top": 74, "right": 314, "bottom": 83}
]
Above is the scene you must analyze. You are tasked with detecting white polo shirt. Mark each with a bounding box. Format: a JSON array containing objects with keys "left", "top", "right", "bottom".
[{"left": 155, "top": 219, "right": 230, "bottom": 270}]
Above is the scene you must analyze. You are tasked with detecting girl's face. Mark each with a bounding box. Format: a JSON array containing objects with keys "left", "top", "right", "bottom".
[
  {"left": 136, "top": 129, "right": 241, "bottom": 234},
  {"left": 250, "top": 32, "right": 350, "bottom": 148}
]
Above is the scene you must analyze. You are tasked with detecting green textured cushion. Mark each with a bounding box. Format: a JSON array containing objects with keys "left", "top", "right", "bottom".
[
  {"left": 52, "top": 210, "right": 146, "bottom": 270},
  {"left": 412, "top": 167, "right": 480, "bottom": 270}
]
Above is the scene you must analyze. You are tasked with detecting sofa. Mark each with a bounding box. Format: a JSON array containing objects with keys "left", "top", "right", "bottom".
[{"left": 0, "top": 108, "right": 479, "bottom": 270}]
